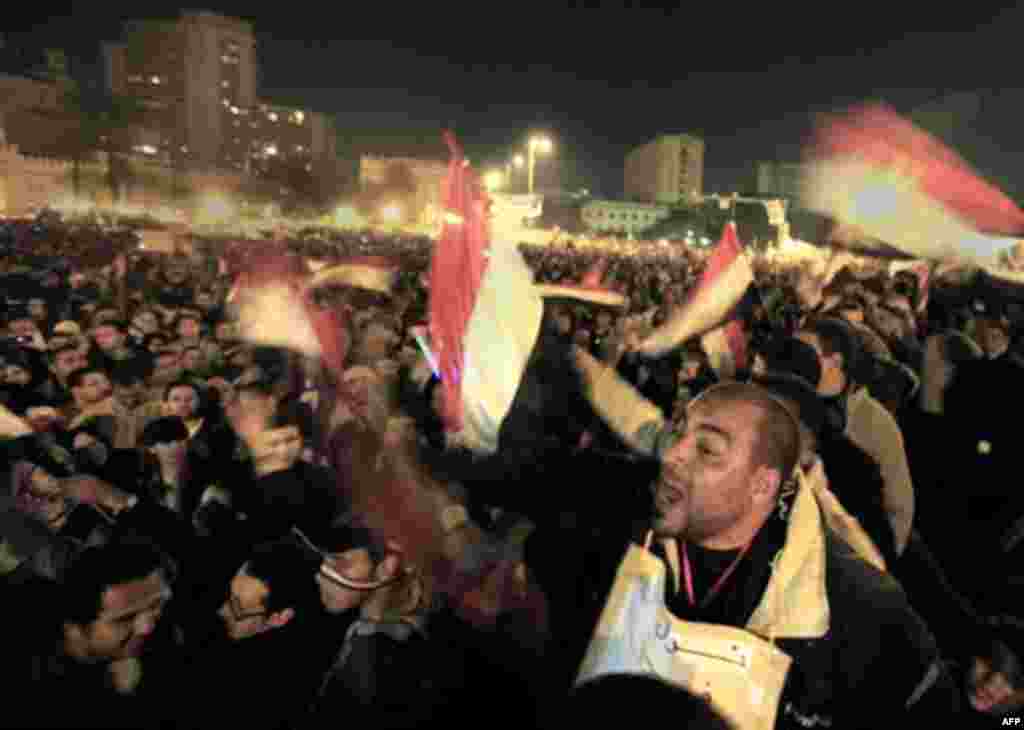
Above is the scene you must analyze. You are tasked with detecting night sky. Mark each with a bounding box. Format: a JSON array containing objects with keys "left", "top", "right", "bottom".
[{"left": 8, "top": 3, "right": 1024, "bottom": 198}]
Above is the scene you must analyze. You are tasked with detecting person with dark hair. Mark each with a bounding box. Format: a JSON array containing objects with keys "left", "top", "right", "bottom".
[
  {"left": 6, "top": 533, "right": 179, "bottom": 729},
  {"left": 957, "top": 614, "right": 1024, "bottom": 726},
  {"left": 226, "top": 398, "right": 342, "bottom": 545},
  {"left": 184, "top": 535, "right": 329, "bottom": 730},
  {"left": 218, "top": 536, "right": 322, "bottom": 641},
  {"left": 161, "top": 378, "right": 239, "bottom": 525},
  {"left": 88, "top": 319, "right": 153, "bottom": 383},
  {"left": 136, "top": 416, "right": 191, "bottom": 513},
  {"left": 511, "top": 379, "right": 959, "bottom": 728},
  {"left": 798, "top": 316, "right": 916, "bottom": 557}
]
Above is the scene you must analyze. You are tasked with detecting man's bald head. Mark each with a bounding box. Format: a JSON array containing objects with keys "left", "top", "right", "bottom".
[{"left": 690, "top": 381, "right": 801, "bottom": 488}]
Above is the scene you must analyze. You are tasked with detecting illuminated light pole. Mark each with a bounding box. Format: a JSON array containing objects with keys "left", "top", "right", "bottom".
[
  {"left": 505, "top": 154, "right": 525, "bottom": 190},
  {"left": 527, "top": 137, "right": 553, "bottom": 196}
]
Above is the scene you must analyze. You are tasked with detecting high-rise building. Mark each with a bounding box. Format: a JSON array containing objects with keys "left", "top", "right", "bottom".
[
  {"left": 624, "top": 133, "right": 704, "bottom": 205},
  {"left": 103, "top": 11, "right": 337, "bottom": 188}
]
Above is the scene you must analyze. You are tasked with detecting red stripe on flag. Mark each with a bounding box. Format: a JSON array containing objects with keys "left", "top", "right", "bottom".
[
  {"left": 724, "top": 318, "right": 747, "bottom": 372},
  {"left": 429, "top": 132, "right": 491, "bottom": 434},
  {"left": 697, "top": 222, "right": 744, "bottom": 288},
  {"left": 813, "top": 103, "right": 1024, "bottom": 236}
]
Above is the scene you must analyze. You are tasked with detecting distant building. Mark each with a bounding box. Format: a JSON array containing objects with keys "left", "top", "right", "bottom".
[
  {"left": 581, "top": 198, "right": 671, "bottom": 235},
  {"left": 624, "top": 133, "right": 704, "bottom": 205},
  {"left": 103, "top": 11, "right": 337, "bottom": 191}
]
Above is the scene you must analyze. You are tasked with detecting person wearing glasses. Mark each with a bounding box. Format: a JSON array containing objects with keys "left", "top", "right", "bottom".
[{"left": 186, "top": 536, "right": 326, "bottom": 730}]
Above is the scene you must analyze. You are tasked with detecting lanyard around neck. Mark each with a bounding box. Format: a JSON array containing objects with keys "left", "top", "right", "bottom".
[{"left": 680, "top": 539, "right": 752, "bottom": 610}]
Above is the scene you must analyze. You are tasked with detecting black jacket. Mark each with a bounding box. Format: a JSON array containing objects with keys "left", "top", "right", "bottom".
[{"left": 523, "top": 480, "right": 959, "bottom": 729}]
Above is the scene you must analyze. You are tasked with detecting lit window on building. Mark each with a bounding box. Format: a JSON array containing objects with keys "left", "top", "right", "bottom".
[
  {"left": 151, "top": 75, "right": 162, "bottom": 85},
  {"left": 221, "top": 80, "right": 230, "bottom": 88},
  {"left": 295, "top": 145, "right": 304, "bottom": 154},
  {"left": 305, "top": 163, "right": 313, "bottom": 172},
  {"left": 291, "top": 111, "right": 304, "bottom": 125},
  {"left": 222, "top": 98, "right": 230, "bottom": 107},
  {"left": 230, "top": 106, "right": 240, "bottom": 115},
  {"left": 268, "top": 112, "right": 278, "bottom": 122}
]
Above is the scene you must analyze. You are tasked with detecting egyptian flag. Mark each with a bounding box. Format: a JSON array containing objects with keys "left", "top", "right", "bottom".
[
  {"left": 310, "top": 257, "right": 399, "bottom": 296},
  {"left": 428, "top": 132, "right": 544, "bottom": 454},
  {"left": 637, "top": 222, "right": 754, "bottom": 378},
  {"left": 535, "top": 258, "right": 628, "bottom": 309},
  {"left": 800, "top": 102, "right": 1024, "bottom": 266},
  {"left": 228, "top": 251, "right": 349, "bottom": 379}
]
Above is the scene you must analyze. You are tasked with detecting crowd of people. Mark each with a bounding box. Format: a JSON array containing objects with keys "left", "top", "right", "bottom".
[{"left": 1, "top": 214, "right": 1023, "bottom": 729}]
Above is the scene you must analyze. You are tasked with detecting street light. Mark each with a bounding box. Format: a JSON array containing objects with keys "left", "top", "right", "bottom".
[
  {"left": 483, "top": 170, "right": 504, "bottom": 192},
  {"left": 527, "top": 136, "right": 553, "bottom": 195},
  {"left": 503, "top": 154, "right": 526, "bottom": 191}
]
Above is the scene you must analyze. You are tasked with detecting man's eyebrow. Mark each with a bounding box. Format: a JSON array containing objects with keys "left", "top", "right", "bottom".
[{"left": 691, "top": 421, "right": 732, "bottom": 443}]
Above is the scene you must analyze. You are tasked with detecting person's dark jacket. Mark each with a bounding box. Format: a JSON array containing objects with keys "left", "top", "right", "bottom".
[
  {"left": 230, "top": 461, "right": 343, "bottom": 546},
  {"left": 817, "top": 429, "right": 897, "bottom": 566},
  {"left": 4, "top": 585, "right": 184, "bottom": 730},
  {"left": 519, "top": 476, "right": 959, "bottom": 728},
  {"left": 185, "top": 613, "right": 332, "bottom": 730}
]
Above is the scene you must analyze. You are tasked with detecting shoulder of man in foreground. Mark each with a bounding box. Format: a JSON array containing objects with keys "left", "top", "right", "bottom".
[{"left": 823, "top": 531, "right": 961, "bottom": 719}]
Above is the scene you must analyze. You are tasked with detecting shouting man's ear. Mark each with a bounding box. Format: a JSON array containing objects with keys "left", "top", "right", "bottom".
[{"left": 751, "top": 465, "right": 782, "bottom": 509}]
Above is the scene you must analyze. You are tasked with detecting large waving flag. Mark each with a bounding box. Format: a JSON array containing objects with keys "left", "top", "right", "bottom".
[
  {"left": 637, "top": 222, "right": 754, "bottom": 376},
  {"left": 428, "top": 133, "right": 543, "bottom": 453},
  {"left": 229, "top": 252, "right": 349, "bottom": 379},
  {"left": 429, "top": 133, "right": 489, "bottom": 436},
  {"left": 800, "top": 102, "right": 1024, "bottom": 266}
]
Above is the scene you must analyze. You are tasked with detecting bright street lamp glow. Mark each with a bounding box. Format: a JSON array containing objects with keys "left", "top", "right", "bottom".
[
  {"left": 264, "top": 145, "right": 278, "bottom": 156},
  {"left": 513, "top": 154, "right": 525, "bottom": 168},
  {"left": 483, "top": 170, "right": 504, "bottom": 192},
  {"left": 530, "top": 137, "right": 553, "bottom": 155}
]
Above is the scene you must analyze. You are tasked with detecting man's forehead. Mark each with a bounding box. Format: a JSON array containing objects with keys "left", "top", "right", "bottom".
[
  {"left": 685, "top": 399, "right": 760, "bottom": 438},
  {"left": 101, "top": 572, "right": 167, "bottom": 617}
]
